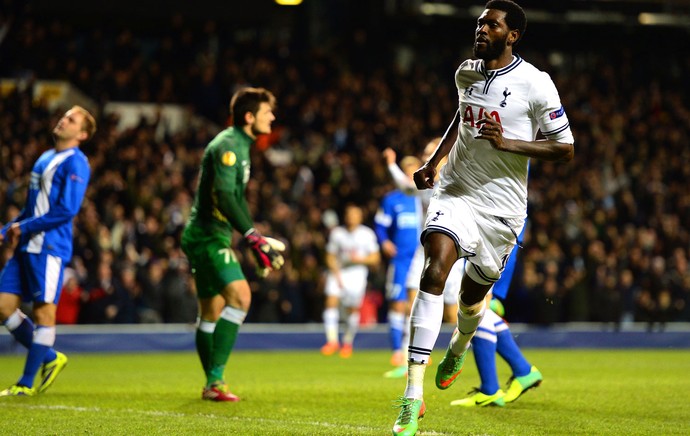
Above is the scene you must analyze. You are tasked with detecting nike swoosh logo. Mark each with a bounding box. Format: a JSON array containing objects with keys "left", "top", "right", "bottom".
[{"left": 439, "top": 370, "right": 462, "bottom": 388}]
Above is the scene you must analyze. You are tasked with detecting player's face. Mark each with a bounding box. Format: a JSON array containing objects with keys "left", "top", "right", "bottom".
[
  {"left": 344, "top": 206, "right": 363, "bottom": 228},
  {"left": 250, "top": 102, "right": 275, "bottom": 136},
  {"left": 53, "top": 109, "right": 87, "bottom": 142},
  {"left": 473, "top": 9, "right": 510, "bottom": 61}
]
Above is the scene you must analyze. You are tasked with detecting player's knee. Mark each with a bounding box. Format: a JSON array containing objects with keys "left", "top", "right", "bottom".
[{"left": 419, "top": 264, "right": 448, "bottom": 296}]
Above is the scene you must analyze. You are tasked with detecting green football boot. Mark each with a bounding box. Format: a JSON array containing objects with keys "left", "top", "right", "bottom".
[
  {"left": 435, "top": 346, "right": 467, "bottom": 390},
  {"left": 450, "top": 388, "right": 506, "bottom": 407},
  {"left": 384, "top": 366, "right": 408, "bottom": 379},
  {"left": 0, "top": 384, "right": 35, "bottom": 397},
  {"left": 38, "top": 351, "right": 68, "bottom": 393},
  {"left": 392, "top": 397, "right": 426, "bottom": 436},
  {"left": 504, "top": 366, "right": 543, "bottom": 402}
]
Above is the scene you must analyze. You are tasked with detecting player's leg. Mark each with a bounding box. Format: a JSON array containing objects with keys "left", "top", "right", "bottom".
[
  {"left": 24, "top": 301, "right": 60, "bottom": 393},
  {"left": 436, "top": 272, "right": 491, "bottom": 390},
  {"left": 441, "top": 259, "right": 464, "bottom": 324},
  {"left": 393, "top": 232, "right": 455, "bottom": 435},
  {"left": 207, "top": 279, "right": 249, "bottom": 392},
  {"left": 182, "top": 231, "right": 219, "bottom": 389},
  {"left": 387, "top": 255, "right": 413, "bottom": 366},
  {"left": 197, "top": 295, "right": 224, "bottom": 379},
  {"left": 340, "top": 281, "right": 364, "bottom": 357},
  {"left": 0, "top": 289, "right": 31, "bottom": 396},
  {"left": 438, "top": 213, "right": 520, "bottom": 390},
  {"left": 384, "top": 289, "right": 414, "bottom": 379},
  {"left": 386, "top": 248, "right": 423, "bottom": 378},
  {"left": 0, "top": 257, "right": 39, "bottom": 354},
  {"left": 497, "top": 322, "right": 542, "bottom": 402},
  {"left": 450, "top": 308, "right": 505, "bottom": 407},
  {"left": 191, "top": 238, "right": 246, "bottom": 402},
  {"left": 321, "top": 278, "right": 341, "bottom": 355},
  {"left": 340, "top": 303, "right": 359, "bottom": 359},
  {"left": 1, "top": 253, "right": 66, "bottom": 396}
]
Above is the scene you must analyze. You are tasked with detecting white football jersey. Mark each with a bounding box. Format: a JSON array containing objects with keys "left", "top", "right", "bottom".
[
  {"left": 325, "top": 224, "right": 379, "bottom": 284},
  {"left": 438, "top": 55, "right": 574, "bottom": 218}
]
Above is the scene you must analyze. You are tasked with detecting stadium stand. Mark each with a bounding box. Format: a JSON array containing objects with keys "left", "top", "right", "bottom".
[{"left": 1, "top": 0, "right": 689, "bottom": 331}]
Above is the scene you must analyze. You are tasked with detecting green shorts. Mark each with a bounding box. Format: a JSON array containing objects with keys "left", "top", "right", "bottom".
[{"left": 181, "top": 225, "right": 245, "bottom": 299}]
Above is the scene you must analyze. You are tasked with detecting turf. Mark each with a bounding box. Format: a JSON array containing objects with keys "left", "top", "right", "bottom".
[{"left": 1, "top": 349, "right": 689, "bottom": 435}]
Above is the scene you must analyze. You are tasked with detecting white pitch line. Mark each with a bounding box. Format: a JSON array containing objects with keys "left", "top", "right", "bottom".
[{"left": 2, "top": 403, "right": 452, "bottom": 434}]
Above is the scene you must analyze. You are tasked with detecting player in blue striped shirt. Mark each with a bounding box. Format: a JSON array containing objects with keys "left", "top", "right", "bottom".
[{"left": 0, "top": 105, "right": 96, "bottom": 396}]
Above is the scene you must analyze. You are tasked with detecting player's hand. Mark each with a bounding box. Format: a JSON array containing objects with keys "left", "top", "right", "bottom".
[
  {"left": 381, "top": 240, "right": 397, "bottom": 258},
  {"left": 245, "top": 229, "right": 285, "bottom": 276},
  {"left": 475, "top": 112, "right": 506, "bottom": 151},
  {"left": 3, "top": 223, "right": 21, "bottom": 246},
  {"left": 413, "top": 161, "right": 437, "bottom": 190},
  {"left": 382, "top": 148, "right": 397, "bottom": 165}
]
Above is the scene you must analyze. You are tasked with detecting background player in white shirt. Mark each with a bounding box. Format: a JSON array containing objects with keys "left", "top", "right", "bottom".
[
  {"left": 320, "top": 204, "right": 380, "bottom": 358},
  {"left": 392, "top": 2, "right": 574, "bottom": 434}
]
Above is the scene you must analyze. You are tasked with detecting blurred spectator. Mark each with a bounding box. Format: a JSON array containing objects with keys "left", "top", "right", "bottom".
[
  {"left": 56, "top": 268, "right": 83, "bottom": 325},
  {"left": 0, "top": 1, "right": 689, "bottom": 326}
]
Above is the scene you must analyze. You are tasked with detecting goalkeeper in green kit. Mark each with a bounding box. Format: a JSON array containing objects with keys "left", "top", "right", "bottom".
[{"left": 181, "top": 87, "right": 285, "bottom": 402}]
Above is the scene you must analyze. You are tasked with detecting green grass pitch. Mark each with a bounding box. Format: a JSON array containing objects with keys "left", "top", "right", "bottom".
[{"left": 1, "top": 349, "right": 689, "bottom": 435}]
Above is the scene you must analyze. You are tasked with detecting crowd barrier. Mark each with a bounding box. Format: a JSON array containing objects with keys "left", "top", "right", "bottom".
[{"left": 1, "top": 323, "right": 689, "bottom": 354}]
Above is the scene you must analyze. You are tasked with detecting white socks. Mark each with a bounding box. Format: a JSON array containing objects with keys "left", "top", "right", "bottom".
[
  {"left": 450, "top": 299, "right": 486, "bottom": 356},
  {"left": 407, "top": 291, "right": 444, "bottom": 364},
  {"left": 323, "top": 307, "right": 339, "bottom": 343}
]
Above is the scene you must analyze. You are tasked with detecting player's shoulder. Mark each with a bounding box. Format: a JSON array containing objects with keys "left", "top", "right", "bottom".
[
  {"left": 61, "top": 147, "right": 90, "bottom": 169},
  {"left": 330, "top": 226, "right": 347, "bottom": 238},
  {"left": 513, "top": 56, "right": 554, "bottom": 82},
  {"left": 455, "top": 59, "right": 484, "bottom": 88},
  {"left": 457, "top": 58, "right": 482, "bottom": 72},
  {"left": 208, "top": 127, "right": 243, "bottom": 149},
  {"left": 358, "top": 224, "right": 377, "bottom": 237}
]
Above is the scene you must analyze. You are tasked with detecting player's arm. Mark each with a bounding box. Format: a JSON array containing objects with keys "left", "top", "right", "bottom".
[
  {"left": 0, "top": 207, "right": 28, "bottom": 240},
  {"left": 213, "top": 150, "right": 284, "bottom": 272},
  {"left": 355, "top": 248, "right": 381, "bottom": 268},
  {"left": 413, "top": 110, "right": 460, "bottom": 189},
  {"left": 324, "top": 234, "right": 344, "bottom": 285},
  {"left": 476, "top": 112, "right": 573, "bottom": 162},
  {"left": 325, "top": 251, "right": 340, "bottom": 274},
  {"left": 383, "top": 148, "right": 416, "bottom": 194},
  {"left": 213, "top": 154, "right": 254, "bottom": 234},
  {"left": 18, "top": 158, "right": 91, "bottom": 235},
  {"left": 373, "top": 200, "right": 397, "bottom": 258}
]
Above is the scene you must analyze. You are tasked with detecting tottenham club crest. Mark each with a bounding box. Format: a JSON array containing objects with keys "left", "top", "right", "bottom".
[{"left": 500, "top": 87, "right": 511, "bottom": 107}]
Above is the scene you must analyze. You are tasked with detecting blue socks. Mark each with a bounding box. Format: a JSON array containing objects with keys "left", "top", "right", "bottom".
[{"left": 497, "top": 328, "right": 532, "bottom": 377}]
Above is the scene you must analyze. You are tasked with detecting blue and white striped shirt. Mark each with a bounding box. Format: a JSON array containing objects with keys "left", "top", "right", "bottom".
[{"left": 2, "top": 147, "right": 90, "bottom": 261}]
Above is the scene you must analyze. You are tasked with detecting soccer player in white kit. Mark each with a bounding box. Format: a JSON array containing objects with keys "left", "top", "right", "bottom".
[
  {"left": 320, "top": 204, "right": 380, "bottom": 358},
  {"left": 392, "top": 2, "right": 574, "bottom": 434}
]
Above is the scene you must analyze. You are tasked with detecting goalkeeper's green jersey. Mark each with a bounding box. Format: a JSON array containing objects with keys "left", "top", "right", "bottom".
[{"left": 185, "top": 127, "right": 255, "bottom": 241}]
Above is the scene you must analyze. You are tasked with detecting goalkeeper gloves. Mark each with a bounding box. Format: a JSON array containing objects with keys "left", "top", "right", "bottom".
[{"left": 244, "top": 229, "right": 285, "bottom": 277}]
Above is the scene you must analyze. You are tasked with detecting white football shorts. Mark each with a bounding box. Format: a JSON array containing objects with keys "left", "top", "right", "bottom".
[{"left": 422, "top": 193, "right": 523, "bottom": 285}]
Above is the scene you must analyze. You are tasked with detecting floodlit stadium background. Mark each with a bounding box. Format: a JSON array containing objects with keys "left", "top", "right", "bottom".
[{"left": 1, "top": 0, "right": 690, "bottom": 351}]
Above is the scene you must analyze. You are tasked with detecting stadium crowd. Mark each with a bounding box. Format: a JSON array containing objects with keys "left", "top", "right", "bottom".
[{"left": 1, "top": 4, "right": 689, "bottom": 328}]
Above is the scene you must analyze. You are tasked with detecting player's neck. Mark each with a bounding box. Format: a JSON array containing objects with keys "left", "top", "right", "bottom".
[
  {"left": 54, "top": 140, "right": 79, "bottom": 152},
  {"left": 484, "top": 52, "right": 514, "bottom": 71},
  {"left": 241, "top": 125, "right": 256, "bottom": 140}
]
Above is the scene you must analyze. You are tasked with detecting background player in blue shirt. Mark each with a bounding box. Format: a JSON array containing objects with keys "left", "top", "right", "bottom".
[
  {"left": 0, "top": 105, "right": 96, "bottom": 396},
  {"left": 375, "top": 156, "right": 423, "bottom": 369}
]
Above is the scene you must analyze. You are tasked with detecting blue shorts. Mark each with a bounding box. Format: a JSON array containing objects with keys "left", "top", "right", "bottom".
[
  {"left": 386, "top": 254, "right": 415, "bottom": 302},
  {"left": 491, "top": 222, "right": 526, "bottom": 300},
  {"left": 0, "top": 252, "right": 65, "bottom": 304}
]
